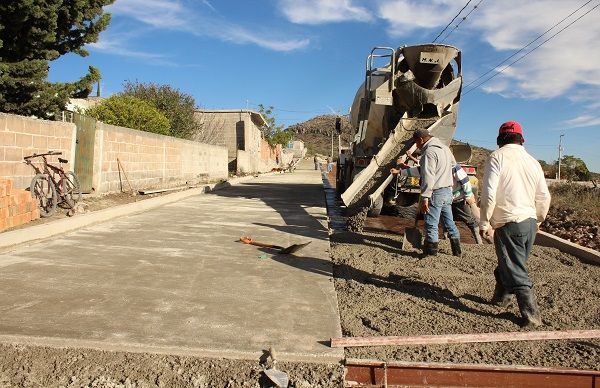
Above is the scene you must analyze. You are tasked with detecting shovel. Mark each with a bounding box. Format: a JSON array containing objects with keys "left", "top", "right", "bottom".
[
  {"left": 263, "top": 347, "right": 289, "bottom": 387},
  {"left": 239, "top": 236, "right": 311, "bottom": 254},
  {"left": 402, "top": 211, "right": 423, "bottom": 250}
]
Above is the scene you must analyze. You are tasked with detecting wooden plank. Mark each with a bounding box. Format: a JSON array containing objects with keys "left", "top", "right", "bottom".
[
  {"left": 331, "top": 329, "right": 600, "bottom": 348},
  {"left": 345, "top": 360, "right": 600, "bottom": 388}
]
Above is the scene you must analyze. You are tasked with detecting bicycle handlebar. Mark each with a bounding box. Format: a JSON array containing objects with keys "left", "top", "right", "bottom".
[{"left": 23, "top": 151, "right": 63, "bottom": 160}]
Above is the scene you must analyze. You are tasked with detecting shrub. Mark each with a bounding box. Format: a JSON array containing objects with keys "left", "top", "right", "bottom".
[
  {"left": 122, "top": 81, "right": 199, "bottom": 139},
  {"left": 86, "top": 95, "right": 171, "bottom": 136}
]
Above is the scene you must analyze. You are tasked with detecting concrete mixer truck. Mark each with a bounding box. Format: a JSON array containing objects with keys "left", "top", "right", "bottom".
[{"left": 336, "top": 43, "right": 474, "bottom": 229}]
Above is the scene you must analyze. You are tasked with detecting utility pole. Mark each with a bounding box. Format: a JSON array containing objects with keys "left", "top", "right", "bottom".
[
  {"left": 334, "top": 117, "right": 341, "bottom": 158},
  {"left": 557, "top": 134, "right": 564, "bottom": 180},
  {"left": 331, "top": 129, "right": 334, "bottom": 158}
]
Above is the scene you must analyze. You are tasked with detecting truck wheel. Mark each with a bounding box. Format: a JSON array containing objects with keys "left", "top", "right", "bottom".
[
  {"left": 395, "top": 204, "right": 418, "bottom": 219},
  {"left": 367, "top": 195, "right": 383, "bottom": 217}
]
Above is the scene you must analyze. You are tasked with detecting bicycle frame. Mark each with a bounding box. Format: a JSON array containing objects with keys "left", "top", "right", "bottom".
[{"left": 23, "top": 152, "right": 67, "bottom": 195}]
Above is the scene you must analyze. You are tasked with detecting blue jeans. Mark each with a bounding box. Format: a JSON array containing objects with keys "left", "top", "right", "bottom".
[
  {"left": 493, "top": 218, "right": 537, "bottom": 291},
  {"left": 424, "top": 187, "right": 460, "bottom": 243}
]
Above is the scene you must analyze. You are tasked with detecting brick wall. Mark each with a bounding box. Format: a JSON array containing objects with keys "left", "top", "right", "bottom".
[
  {"left": 0, "top": 178, "right": 40, "bottom": 232},
  {"left": 93, "top": 123, "right": 228, "bottom": 193},
  {"left": 0, "top": 113, "right": 76, "bottom": 190}
]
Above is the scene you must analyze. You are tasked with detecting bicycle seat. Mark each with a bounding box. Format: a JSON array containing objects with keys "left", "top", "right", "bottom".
[{"left": 58, "top": 157, "right": 68, "bottom": 164}]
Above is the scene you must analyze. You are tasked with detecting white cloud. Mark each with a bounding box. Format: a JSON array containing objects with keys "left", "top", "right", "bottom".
[
  {"left": 375, "top": 0, "right": 466, "bottom": 34},
  {"left": 106, "top": 0, "right": 310, "bottom": 52},
  {"left": 563, "top": 115, "right": 600, "bottom": 128},
  {"left": 278, "top": 0, "right": 373, "bottom": 24},
  {"left": 467, "top": 0, "right": 600, "bottom": 99},
  {"left": 107, "top": 0, "right": 187, "bottom": 29}
]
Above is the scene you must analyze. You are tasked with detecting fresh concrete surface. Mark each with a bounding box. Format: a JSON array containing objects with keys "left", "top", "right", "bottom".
[
  {"left": 0, "top": 176, "right": 256, "bottom": 251},
  {"left": 0, "top": 160, "right": 344, "bottom": 362}
]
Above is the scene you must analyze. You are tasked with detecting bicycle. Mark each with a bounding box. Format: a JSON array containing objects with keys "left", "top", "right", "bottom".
[{"left": 23, "top": 151, "right": 82, "bottom": 217}]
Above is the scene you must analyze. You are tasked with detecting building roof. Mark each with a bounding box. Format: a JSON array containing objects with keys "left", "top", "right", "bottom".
[{"left": 195, "top": 109, "right": 267, "bottom": 127}]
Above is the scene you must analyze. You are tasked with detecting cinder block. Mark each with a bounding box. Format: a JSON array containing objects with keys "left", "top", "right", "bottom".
[
  {"left": 0, "top": 132, "right": 16, "bottom": 147},
  {"left": 4, "top": 179, "right": 13, "bottom": 196},
  {"left": 5, "top": 147, "right": 23, "bottom": 162},
  {"left": 0, "top": 207, "right": 8, "bottom": 219},
  {"left": 33, "top": 135, "right": 48, "bottom": 149},
  {"left": 0, "top": 218, "right": 6, "bottom": 232},
  {"left": 48, "top": 137, "right": 61, "bottom": 149},
  {"left": 8, "top": 205, "right": 17, "bottom": 217},
  {"left": 15, "top": 133, "right": 33, "bottom": 148},
  {"left": 31, "top": 208, "right": 40, "bottom": 220}
]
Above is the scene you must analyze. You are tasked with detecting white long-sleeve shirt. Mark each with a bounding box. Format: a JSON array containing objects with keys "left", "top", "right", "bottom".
[{"left": 479, "top": 144, "right": 551, "bottom": 230}]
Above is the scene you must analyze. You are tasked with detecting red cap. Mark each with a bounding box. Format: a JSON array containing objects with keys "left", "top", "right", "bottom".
[{"left": 498, "top": 121, "right": 523, "bottom": 136}]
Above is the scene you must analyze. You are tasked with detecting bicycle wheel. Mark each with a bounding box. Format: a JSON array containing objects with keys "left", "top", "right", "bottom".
[
  {"left": 30, "top": 174, "right": 57, "bottom": 217},
  {"left": 62, "top": 171, "right": 82, "bottom": 208}
]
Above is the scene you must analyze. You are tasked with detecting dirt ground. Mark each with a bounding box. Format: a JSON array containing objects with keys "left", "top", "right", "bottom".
[
  {"left": 331, "top": 230, "right": 600, "bottom": 370},
  {"left": 0, "top": 344, "right": 344, "bottom": 387}
]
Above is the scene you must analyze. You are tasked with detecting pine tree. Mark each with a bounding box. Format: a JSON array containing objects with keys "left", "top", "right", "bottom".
[{"left": 0, "top": 0, "right": 114, "bottom": 118}]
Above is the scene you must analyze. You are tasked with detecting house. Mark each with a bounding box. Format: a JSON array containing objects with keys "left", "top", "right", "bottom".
[{"left": 194, "top": 109, "right": 272, "bottom": 174}]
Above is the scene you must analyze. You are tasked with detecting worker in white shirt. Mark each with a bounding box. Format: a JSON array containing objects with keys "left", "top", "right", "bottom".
[
  {"left": 336, "top": 149, "right": 348, "bottom": 182},
  {"left": 479, "top": 121, "right": 551, "bottom": 328}
]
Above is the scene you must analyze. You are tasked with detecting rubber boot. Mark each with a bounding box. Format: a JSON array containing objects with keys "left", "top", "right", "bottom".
[
  {"left": 449, "top": 238, "right": 462, "bottom": 257},
  {"left": 471, "top": 225, "right": 483, "bottom": 244},
  {"left": 490, "top": 282, "right": 513, "bottom": 307},
  {"left": 422, "top": 241, "right": 438, "bottom": 258},
  {"left": 515, "top": 288, "right": 542, "bottom": 328}
]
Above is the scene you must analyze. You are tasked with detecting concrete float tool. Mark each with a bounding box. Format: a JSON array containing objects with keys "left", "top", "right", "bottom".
[
  {"left": 239, "top": 236, "right": 311, "bottom": 254},
  {"left": 263, "top": 347, "right": 289, "bottom": 387}
]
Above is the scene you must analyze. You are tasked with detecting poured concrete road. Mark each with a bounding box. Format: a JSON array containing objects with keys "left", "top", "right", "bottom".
[{"left": 0, "top": 160, "right": 344, "bottom": 362}]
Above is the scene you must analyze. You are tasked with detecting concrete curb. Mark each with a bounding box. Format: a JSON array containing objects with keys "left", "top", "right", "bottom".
[
  {"left": 535, "top": 230, "right": 600, "bottom": 265},
  {"left": 0, "top": 175, "right": 258, "bottom": 251}
]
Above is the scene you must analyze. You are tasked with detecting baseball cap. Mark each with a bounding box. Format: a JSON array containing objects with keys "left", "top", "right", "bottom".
[{"left": 498, "top": 121, "right": 523, "bottom": 136}]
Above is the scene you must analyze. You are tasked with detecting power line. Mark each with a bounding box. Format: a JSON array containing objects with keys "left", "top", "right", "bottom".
[
  {"left": 432, "top": 0, "right": 473, "bottom": 43},
  {"left": 464, "top": 1, "right": 600, "bottom": 95},
  {"left": 440, "top": 0, "right": 485, "bottom": 43},
  {"left": 246, "top": 102, "right": 330, "bottom": 114},
  {"left": 463, "top": 0, "right": 596, "bottom": 91}
]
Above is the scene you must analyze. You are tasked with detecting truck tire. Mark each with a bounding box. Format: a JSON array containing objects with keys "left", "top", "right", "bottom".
[{"left": 395, "top": 204, "right": 418, "bottom": 219}]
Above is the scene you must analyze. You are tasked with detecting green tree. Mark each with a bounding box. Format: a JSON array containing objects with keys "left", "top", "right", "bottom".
[
  {"left": 559, "top": 155, "right": 591, "bottom": 181},
  {"left": 0, "top": 0, "right": 113, "bottom": 118},
  {"left": 257, "top": 104, "right": 292, "bottom": 146},
  {"left": 86, "top": 95, "right": 171, "bottom": 136},
  {"left": 122, "top": 81, "right": 200, "bottom": 140}
]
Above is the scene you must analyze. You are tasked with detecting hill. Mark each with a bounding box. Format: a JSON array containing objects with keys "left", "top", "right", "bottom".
[{"left": 288, "top": 115, "right": 353, "bottom": 157}]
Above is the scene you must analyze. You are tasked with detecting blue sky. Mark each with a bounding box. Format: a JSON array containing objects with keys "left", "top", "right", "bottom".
[{"left": 49, "top": 0, "right": 600, "bottom": 171}]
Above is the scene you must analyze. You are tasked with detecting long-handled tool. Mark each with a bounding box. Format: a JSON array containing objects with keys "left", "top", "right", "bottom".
[
  {"left": 402, "top": 210, "right": 423, "bottom": 250},
  {"left": 239, "top": 236, "right": 311, "bottom": 255},
  {"left": 263, "top": 347, "right": 289, "bottom": 387}
]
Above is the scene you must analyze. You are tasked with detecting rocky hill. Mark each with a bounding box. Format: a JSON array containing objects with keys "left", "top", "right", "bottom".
[{"left": 288, "top": 115, "right": 353, "bottom": 157}]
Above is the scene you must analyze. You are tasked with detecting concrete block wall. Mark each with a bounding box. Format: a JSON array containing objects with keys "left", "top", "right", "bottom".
[
  {"left": 0, "top": 113, "right": 76, "bottom": 190},
  {"left": 0, "top": 178, "right": 40, "bottom": 232},
  {"left": 94, "top": 123, "right": 228, "bottom": 193}
]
